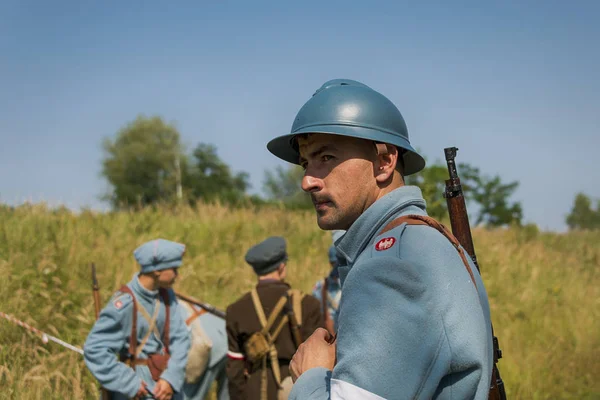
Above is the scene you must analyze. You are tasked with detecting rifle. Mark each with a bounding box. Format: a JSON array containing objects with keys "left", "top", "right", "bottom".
[
  {"left": 175, "top": 291, "right": 226, "bottom": 319},
  {"left": 90, "top": 263, "right": 112, "bottom": 400},
  {"left": 442, "top": 147, "right": 507, "bottom": 400}
]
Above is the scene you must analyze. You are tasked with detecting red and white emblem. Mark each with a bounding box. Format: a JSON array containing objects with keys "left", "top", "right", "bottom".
[
  {"left": 114, "top": 300, "right": 123, "bottom": 309},
  {"left": 375, "top": 237, "right": 396, "bottom": 251}
]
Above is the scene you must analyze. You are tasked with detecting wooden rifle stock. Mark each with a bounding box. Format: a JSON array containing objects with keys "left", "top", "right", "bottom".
[
  {"left": 443, "top": 147, "right": 507, "bottom": 400},
  {"left": 90, "top": 263, "right": 112, "bottom": 400},
  {"left": 442, "top": 147, "right": 479, "bottom": 269},
  {"left": 91, "top": 263, "right": 102, "bottom": 320}
]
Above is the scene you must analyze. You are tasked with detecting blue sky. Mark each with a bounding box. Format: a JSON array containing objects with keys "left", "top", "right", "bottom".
[{"left": 1, "top": 1, "right": 598, "bottom": 232}]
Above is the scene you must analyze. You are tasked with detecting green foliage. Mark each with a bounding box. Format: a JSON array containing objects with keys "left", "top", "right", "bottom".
[
  {"left": 101, "top": 116, "right": 254, "bottom": 209},
  {"left": 0, "top": 203, "right": 598, "bottom": 399},
  {"left": 566, "top": 192, "right": 600, "bottom": 231},
  {"left": 407, "top": 161, "right": 523, "bottom": 227},
  {"left": 404, "top": 163, "right": 449, "bottom": 220},
  {"left": 185, "top": 143, "right": 250, "bottom": 205},
  {"left": 460, "top": 164, "right": 523, "bottom": 227},
  {"left": 101, "top": 115, "right": 183, "bottom": 208},
  {"left": 263, "top": 165, "right": 312, "bottom": 209},
  {"left": 262, "top": 160, "right": 524, "bottom": 227}
]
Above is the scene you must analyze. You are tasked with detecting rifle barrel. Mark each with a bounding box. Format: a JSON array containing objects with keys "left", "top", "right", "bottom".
[
  {"left": 91, "top": 263, "right": 102, "bottom": 320},
  {"left": 175, "top": 291, "right": 226, "bottom": 319},
  {"left": 442, "top": 146, "right": 506, "bottom": 400}
]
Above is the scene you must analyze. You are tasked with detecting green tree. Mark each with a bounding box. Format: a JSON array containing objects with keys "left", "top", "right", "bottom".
[
  {"left": 407, "top": 161, "right": 522, "bottom": 227},
  {"left": 468, "top": 172, "right": 523, "bottom": 227},
  {"left": 186, "top": 143, "right": 250, "bottom": 204},
  {"left": 101, "top": 115, "right": 183, "bottom": 208},
  {"left": 261, "top": 157, "right": 523, "bottom": 227},
  {"left": 566, "top": 192, "right": 600, "bottom": 230},
  {"left": 404, "top": 163, "right": 449, "bottom": 220},
  {"left": 262, "top": 165, "right": 312, "bottom": 209}
]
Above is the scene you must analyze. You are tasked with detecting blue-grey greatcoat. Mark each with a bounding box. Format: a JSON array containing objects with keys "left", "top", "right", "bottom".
[
  {"left": 84, "top": 275, "right": 191, "bottom": 399},
  {"left": 290, "top": 186, "right": 494, "bottom": 400},
  {"left": 182, "top": 310, "right": 230, "bottom": 400}
]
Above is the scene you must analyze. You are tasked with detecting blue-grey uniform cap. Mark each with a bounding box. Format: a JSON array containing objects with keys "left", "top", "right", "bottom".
[
  {"left": 134, "top": 238, "right": 186, "bottom": 273},
  {"left": 266, "top": 78, "right": 426, "bottom": 175},
  {"left": 245, "top": 236, "right": 288, "bottom": 276}
]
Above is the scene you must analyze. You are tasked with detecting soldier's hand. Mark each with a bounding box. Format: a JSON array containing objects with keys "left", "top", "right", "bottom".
[
  {"left": 290, "top": 328, "right": 336, "bottom": 383},
  {"left": 153, "top": 378, "right": 174, "bottom": 400},
  {"left": 135, "top": 381, "right": 149, "bottom": 399}
]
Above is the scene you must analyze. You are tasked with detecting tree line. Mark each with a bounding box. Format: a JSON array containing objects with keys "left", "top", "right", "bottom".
[{"left": 101, "top": 115, "right": 599, "bottom": 231}]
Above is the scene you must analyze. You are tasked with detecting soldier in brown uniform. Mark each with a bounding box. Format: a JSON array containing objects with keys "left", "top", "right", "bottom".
[{"left": 225, "top": 236, "right": 323, "bottom": 400}]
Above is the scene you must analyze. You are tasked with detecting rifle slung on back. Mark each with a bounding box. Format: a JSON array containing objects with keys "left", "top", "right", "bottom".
[{"left": 442, "top": 147, "right": 507, "bottom": 400}]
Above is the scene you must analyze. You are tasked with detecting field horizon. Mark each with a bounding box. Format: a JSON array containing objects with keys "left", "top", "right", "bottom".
[{"left": 0, "top": 201, "right": 598, "bottom": 399}]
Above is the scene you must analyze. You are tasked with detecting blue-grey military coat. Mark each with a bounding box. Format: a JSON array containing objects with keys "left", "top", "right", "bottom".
[
  {"left": 290, "top": 186, "right": 494, "bottom": 399},
  {"left": 84, "top": 275, "right": 191, "bottom": 399}
]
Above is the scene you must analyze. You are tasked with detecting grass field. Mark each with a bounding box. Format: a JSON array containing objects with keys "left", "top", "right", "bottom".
[{"left": 0, "top": 202, "right": 598, "bottom": 399}]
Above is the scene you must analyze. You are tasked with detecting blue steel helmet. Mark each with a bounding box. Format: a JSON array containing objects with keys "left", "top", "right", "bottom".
[{"left": 267, "top": 79, "right": 426, "bottom": 175}]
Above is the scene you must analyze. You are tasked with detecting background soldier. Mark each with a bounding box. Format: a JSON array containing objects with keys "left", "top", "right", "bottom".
[
  {"left": 267, "top": 79, "right": 495, "bottom": 399},
  {"left": 181, "top": 301, "right": 229, "bottom": 400},
  {"left": 84, "top": 239, "right": 191, "bottom": 400},
  {"left": 311, "top": 231, "right": 344, "bottom": 336},
  {"left": 225, "top": 236, "right": 323, "bottom": 400}
]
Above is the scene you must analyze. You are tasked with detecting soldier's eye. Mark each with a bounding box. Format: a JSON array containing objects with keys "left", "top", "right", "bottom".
[{"left": 322, "top": 155, "right": 334, "bottom": 162}]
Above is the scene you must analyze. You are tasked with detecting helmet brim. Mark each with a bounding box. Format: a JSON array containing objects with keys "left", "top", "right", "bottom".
[{"left": 266, "top": 124, "right": 426, "bottom": 176}]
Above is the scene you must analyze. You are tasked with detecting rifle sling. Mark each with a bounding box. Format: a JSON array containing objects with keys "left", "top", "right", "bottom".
[
  {"left": 378, "top": 214, "right": 477, "bottom": 289},
  {"left": 135, "top": 298, "right": 160, "bottom": 358},
  {"left": 378, "top": 214, "right": 505, "bottom": 399}
]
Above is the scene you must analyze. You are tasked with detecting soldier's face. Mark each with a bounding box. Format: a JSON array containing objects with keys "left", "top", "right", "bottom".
[
  {"left": 157, "top": 267, "right": 178, "bottom": 288},
  {"left": 298, "top": 134, "right": 379, "bottom": 230}
]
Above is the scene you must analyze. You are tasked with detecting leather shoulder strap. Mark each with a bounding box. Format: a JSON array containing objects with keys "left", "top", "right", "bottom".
[
  {"left": 135, "top": 299, "right": 160, "bottom": 357},
  {"left": 266, "top": 296, "right": 289, "bottom": 333},
  {"left": 378, "top": 214, "right": 477, "bottom": 289},
  {"left": 185, "top": 306, "right": 207, "bottom": 326},
  {"left": 159, "top": 288, "right": 170, "bottom": 354},
  {"left": 250, "top": 288, "right": 290, "bottom": 335},
  {"left": 287, "top": 289, "right": 304, "bottom": 324},
  {"left": 250, "top": 288, "right": 268, "bottom": 328},
  {"left": 119, "top": 285, "right": 138, "bottom": 359}
]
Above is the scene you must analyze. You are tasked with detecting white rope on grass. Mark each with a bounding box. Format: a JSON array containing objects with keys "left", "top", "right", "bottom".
[{"left": 0, "top": 311, "right": 84, "bottom": 355}]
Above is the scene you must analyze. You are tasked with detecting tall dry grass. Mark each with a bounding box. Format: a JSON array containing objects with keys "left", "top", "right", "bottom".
[{"left": 0, "top": 202, "right": 598, "bottom": 399}]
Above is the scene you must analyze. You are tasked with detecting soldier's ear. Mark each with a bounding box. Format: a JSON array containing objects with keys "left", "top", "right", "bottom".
[{"left": 374, "top": 143, "right": 398, "bottom": 183}]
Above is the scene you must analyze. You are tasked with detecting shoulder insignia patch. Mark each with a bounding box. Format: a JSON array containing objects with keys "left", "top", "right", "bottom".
[
  {"left": 375, "top": 237, "right": 396, "bottom": 251},
  {"left": 110, "top": 292, "right": 132, "bottom": 311}
]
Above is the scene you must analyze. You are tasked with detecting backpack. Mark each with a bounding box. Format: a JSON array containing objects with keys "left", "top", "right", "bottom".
[
  {"left": 244, "top": 288, "right": 304, "bottom": 400},
  {"left": 179, "top": 299, "right": 213, "bottom": 384}
]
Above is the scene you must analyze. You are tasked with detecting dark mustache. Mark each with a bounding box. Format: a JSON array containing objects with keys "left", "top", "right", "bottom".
[{"left": 311, "top": 195, "right": 331, "bottom": 205}]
